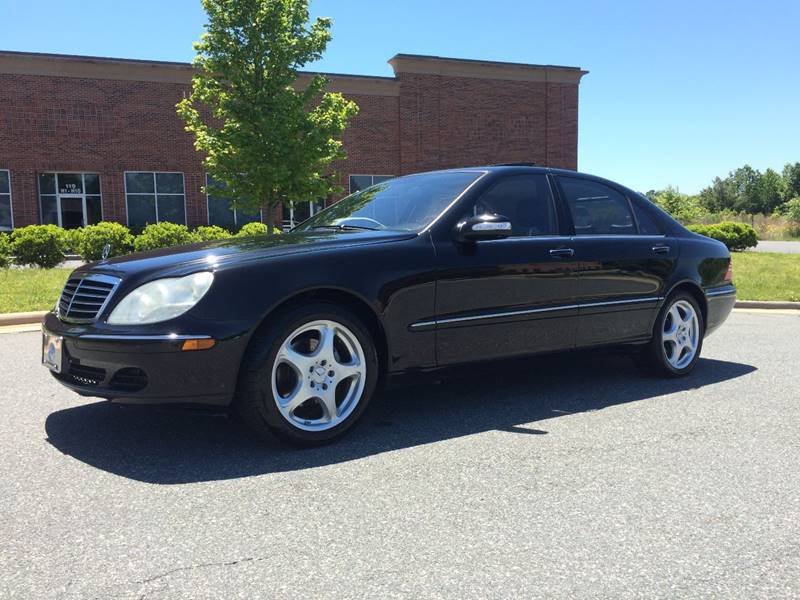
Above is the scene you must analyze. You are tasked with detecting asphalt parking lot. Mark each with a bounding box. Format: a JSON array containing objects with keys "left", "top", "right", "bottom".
[{"left": 1, "top": 311, "right": 799, "bottom": 599}]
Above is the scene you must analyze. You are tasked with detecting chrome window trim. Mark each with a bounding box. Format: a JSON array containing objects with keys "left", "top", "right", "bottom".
[
  {"left": 411, "top": 296, "right": 664, "bottom": 329},
  {"left": 58, "top": 273, "right": 122, "bottom": 324}
]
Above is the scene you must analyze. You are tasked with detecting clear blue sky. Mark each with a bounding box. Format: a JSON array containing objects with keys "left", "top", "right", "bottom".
[{"left": 2, "top": 0, "right": 798, "bottom": 194}]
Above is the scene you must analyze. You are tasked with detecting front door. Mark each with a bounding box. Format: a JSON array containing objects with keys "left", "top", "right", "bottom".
[
  {"left": 554, "top": 175, "right": 678, "bottom": 346},
  {"left": 38, "top": 173, "right": 102, "bottom": 229},
  {"left": 432, "top": 173, "right": 579, "bottom": 366}
]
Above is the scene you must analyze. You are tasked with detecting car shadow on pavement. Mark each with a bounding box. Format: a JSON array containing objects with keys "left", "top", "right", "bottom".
[{"left": 44, "top": 352, "right": 756, "bottom": 484}]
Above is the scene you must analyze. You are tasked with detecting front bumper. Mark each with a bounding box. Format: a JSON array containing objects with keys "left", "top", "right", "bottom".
[{"left": 42, "top": 312, "right": 249, "bottom": 406}]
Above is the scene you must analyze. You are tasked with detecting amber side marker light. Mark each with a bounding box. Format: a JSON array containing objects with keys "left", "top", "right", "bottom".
[
  {"left": 181, "top": 339, "right": 216, "bottom": 351},
  {"left": 724, "top": 261, "right": 733, "bottom": 282}
]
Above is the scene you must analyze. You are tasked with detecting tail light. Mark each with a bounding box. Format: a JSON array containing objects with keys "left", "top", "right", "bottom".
[{"left": 724, "top": 260, "right": 733, "bottom": 282}]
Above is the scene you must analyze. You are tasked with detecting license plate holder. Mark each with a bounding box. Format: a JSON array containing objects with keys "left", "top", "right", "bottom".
[{"left": 42, "top": 332, "right": 64, "bottom": 373}]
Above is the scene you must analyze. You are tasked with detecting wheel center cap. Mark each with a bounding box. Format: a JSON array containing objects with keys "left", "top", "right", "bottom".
[{"left": 311, "top": 365, "right": 327, "bottom": 384}]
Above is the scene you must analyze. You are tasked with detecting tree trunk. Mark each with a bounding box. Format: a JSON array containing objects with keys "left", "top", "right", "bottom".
[{"left": 266, "top": 205, "right": 275, "bottom": 235}]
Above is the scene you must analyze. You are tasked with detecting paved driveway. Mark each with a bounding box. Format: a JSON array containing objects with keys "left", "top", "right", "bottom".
[
  {"left": 2, "top": 311, "right": 799, "bottom": 599},
  {"left": 753, "top": 240, "right": 800, "bottom": 253}
]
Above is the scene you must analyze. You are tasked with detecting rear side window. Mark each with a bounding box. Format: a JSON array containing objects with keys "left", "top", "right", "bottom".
[
  {"left": 559, "top": 177, "right": 635, "bottom": 235},
  {"left": 467, "top": 174, "right": 557, "bottom": 237},
  {"left": 631, "top": 199, "right": 662, "bottom": 235}
]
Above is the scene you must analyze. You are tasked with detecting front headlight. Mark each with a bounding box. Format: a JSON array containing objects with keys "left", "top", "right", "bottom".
[{"left": 107, "top": 272, "right": 214, "bottom": 325}]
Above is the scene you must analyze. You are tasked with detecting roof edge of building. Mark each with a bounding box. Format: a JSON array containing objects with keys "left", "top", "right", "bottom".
[
  {"left": 0, "top": 50, "right": 401, "bottom": 96},
  {"left": 389, "top": 53, "right": 588, "bottom": 84}
]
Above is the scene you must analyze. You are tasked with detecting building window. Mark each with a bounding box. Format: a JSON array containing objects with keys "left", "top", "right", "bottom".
[
  {"left": 348, "top": 174, "right": 394, "bottom": 194},
  {"left": 125, "top": 172, "right": 186, "bottom": 230},
  {"left": 282, "top": 199, "right": 326, "bottom": 230},
  {"left": 205, "top": 174, "right": 261, "bottom": 229},
  {"left": 38, "top": 172, "right": 102, "bottom": 229},
  {"left": 0, "top": 170, "right": 11, "bottom": 231}
]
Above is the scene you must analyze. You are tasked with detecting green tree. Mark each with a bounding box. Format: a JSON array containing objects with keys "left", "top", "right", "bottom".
[
  {"left": 177, "top": 0, "right": 359, "bottom": 233},
  {"left": 698, "top": 176, "right": 737, "bottom": 212},
  {"left": 783, "top": 162, "right": 800, "bottom": 199},
  {"left": 752, "top": 168, "right": 788, "bottom": 214},
  {"left": 651, "top": 186, "right": 706, "bottom": 224},
  {"left": 729, "top": 165, "right": 762, "bottom": 213}
]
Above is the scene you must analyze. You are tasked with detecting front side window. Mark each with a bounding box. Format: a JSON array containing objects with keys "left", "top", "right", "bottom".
[
  {"left": 206, "top": 174, "right": 261, "bottom": 229},
  {"left": 0, "top": 170, "right": 11, "bottom": 231},
  {"left": 465, "top": 174, "right": 557, "bottom": 237},
  {"left": 38, "top": 172, "right": 102, "bottom": 229},
  {"left": 559, "top": 177, "right": 636, "bottom": 235},
  {"left": 296, "top": 171, "right": 483, "bottom": 233},
  {"left": 125, "top": 172, "right": 185, "bottom": 230},
  {"left": 349, "top": 174, "right": 393, "bottom": 194}
]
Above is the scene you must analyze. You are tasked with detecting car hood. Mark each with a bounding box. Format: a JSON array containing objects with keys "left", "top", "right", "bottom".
[{"left": 75, "top": 229, "right": 417, "bottom": 279}]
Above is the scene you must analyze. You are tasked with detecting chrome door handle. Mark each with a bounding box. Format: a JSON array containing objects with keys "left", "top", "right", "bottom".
[
  {"left": 652, "top": 245, "right": 671, "bottom": 254},
  {"left": 549, "top": 248, "right": 575, "bottom": 258}
]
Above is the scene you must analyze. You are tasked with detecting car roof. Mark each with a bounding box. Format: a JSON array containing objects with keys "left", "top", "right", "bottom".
[{"left": 420, "top": 164, "right": 627, "bottom": 187}]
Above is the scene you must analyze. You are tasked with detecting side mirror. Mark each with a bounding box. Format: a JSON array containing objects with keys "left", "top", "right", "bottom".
[{"left": 455, "top": 214, "right": 513, "bottom": 242}]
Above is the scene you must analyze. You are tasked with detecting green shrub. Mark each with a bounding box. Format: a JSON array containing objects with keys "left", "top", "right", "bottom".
[
  {"left": 688, "top": 221, "right": 758, "bottom": 252},
  {"left": 74, "top": 222, "right": 135, "bottom": 261},
  {"left": 235, "top": 222, "right": 270, "bottom": 237},
  {"left": 62, "top": 228, "right": 83, "bottom": 255},
  {"left": 0, "top": 233, "right": 10, "bottom": 268},
  {"left": 194, "top": 225, "right": 233, "bottom": 241},
  {"left": 10, "top": 225, "right": 68, "bottom": 268},
  {"left": 134, "top": 222, "right": 199, "bottom": 252}
]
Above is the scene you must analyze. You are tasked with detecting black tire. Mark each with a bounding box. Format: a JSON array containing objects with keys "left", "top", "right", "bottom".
[
  {"left": 234, "top": 302, "right": 379, "bottom": 446},
  {"left": 638, "top": 291, "right": 705, "bottom": 377}
]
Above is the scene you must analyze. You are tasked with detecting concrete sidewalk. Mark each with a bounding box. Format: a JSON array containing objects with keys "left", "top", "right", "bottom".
[{"left": 752, "top": 240, "right": 800, "bottom": 254}]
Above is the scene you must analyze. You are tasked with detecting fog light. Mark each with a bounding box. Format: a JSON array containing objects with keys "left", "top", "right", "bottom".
[{"left": 181, "top": 339, "right": 216, "bottom": 351}]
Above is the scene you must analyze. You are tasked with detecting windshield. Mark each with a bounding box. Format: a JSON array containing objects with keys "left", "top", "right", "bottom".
[{"left": 294, "top": 171, "right": 483, "bottom": 232}]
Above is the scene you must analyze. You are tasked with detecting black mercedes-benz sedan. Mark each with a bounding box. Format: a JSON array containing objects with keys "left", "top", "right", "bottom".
[{"left": 42, "top": 165, "right": 736, "bottom": 445}]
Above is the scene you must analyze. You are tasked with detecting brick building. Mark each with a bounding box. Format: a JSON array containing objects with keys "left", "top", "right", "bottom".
[{"left": 0, "top": 50, "right": 587, "bottom": 232}]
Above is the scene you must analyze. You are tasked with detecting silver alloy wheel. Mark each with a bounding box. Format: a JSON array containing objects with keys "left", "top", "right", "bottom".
[
  {"left": 662, "top": 299, "right": 700, "bottom": 370},
  {"left": 271, "top": 319, "right": 367, "bottom": 432}
]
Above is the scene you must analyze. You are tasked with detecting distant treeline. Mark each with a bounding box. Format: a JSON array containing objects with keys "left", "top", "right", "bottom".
[{"left": 645, "top": 162, "right": 800, "bottom": 217}]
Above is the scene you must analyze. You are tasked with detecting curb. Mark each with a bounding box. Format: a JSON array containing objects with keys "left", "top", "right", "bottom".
[
  {"left": 0, "top": 311, "right": 47, "bottom": 326},
  {"left": 1, "top": 300, "right": 798, "bottom": 328},
  {"left": 734, "top": 300, "right": 800, "bottom": 310}
]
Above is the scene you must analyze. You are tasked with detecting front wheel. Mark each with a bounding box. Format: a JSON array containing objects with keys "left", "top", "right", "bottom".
[
  {"left": 235, "top": 303, "right": 379, "bottom": 446},
  {"left": 638, "top": 292, "right": 704, "bottom": 377}
]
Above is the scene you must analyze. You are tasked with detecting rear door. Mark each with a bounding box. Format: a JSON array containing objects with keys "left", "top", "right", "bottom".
[{"left": 554, "top": 175, "right": 679, "bottom": 347}]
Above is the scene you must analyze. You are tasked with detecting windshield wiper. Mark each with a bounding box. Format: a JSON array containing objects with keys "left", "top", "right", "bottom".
[{"left": 307, "top": 224, "right": 379, "bottom": 232}]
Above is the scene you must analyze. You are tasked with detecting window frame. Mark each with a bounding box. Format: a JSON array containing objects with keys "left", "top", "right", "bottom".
[
  {"left": 37, "top": 171, "right": 103, "bottom": 228},
  {"left": 124, "top": 171, "right": 187, "bottom": 227},
  {"left": 0, "top": 169, "right": 12, "bottom": 231},
  {"left": 204, "top": 174, "right": 262, "bottom": 228},
  {"left": 348, "top": 174, "right": 394, "bottom": 195},
  {"left": 554, "top": 175, "right": 656, "bottom": 237}
]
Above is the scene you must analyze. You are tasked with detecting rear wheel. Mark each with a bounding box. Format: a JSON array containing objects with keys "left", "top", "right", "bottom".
[
  {"left": 638, "top": 292, "right": 704, "bottom": 377},
  {"left": 235, "top": 303, "right": 379, "bottom": 446}
]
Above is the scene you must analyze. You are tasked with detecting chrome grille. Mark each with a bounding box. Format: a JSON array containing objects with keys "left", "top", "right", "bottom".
[{"left": 58, "top": 274, "right": 121, "bottom": 323}]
